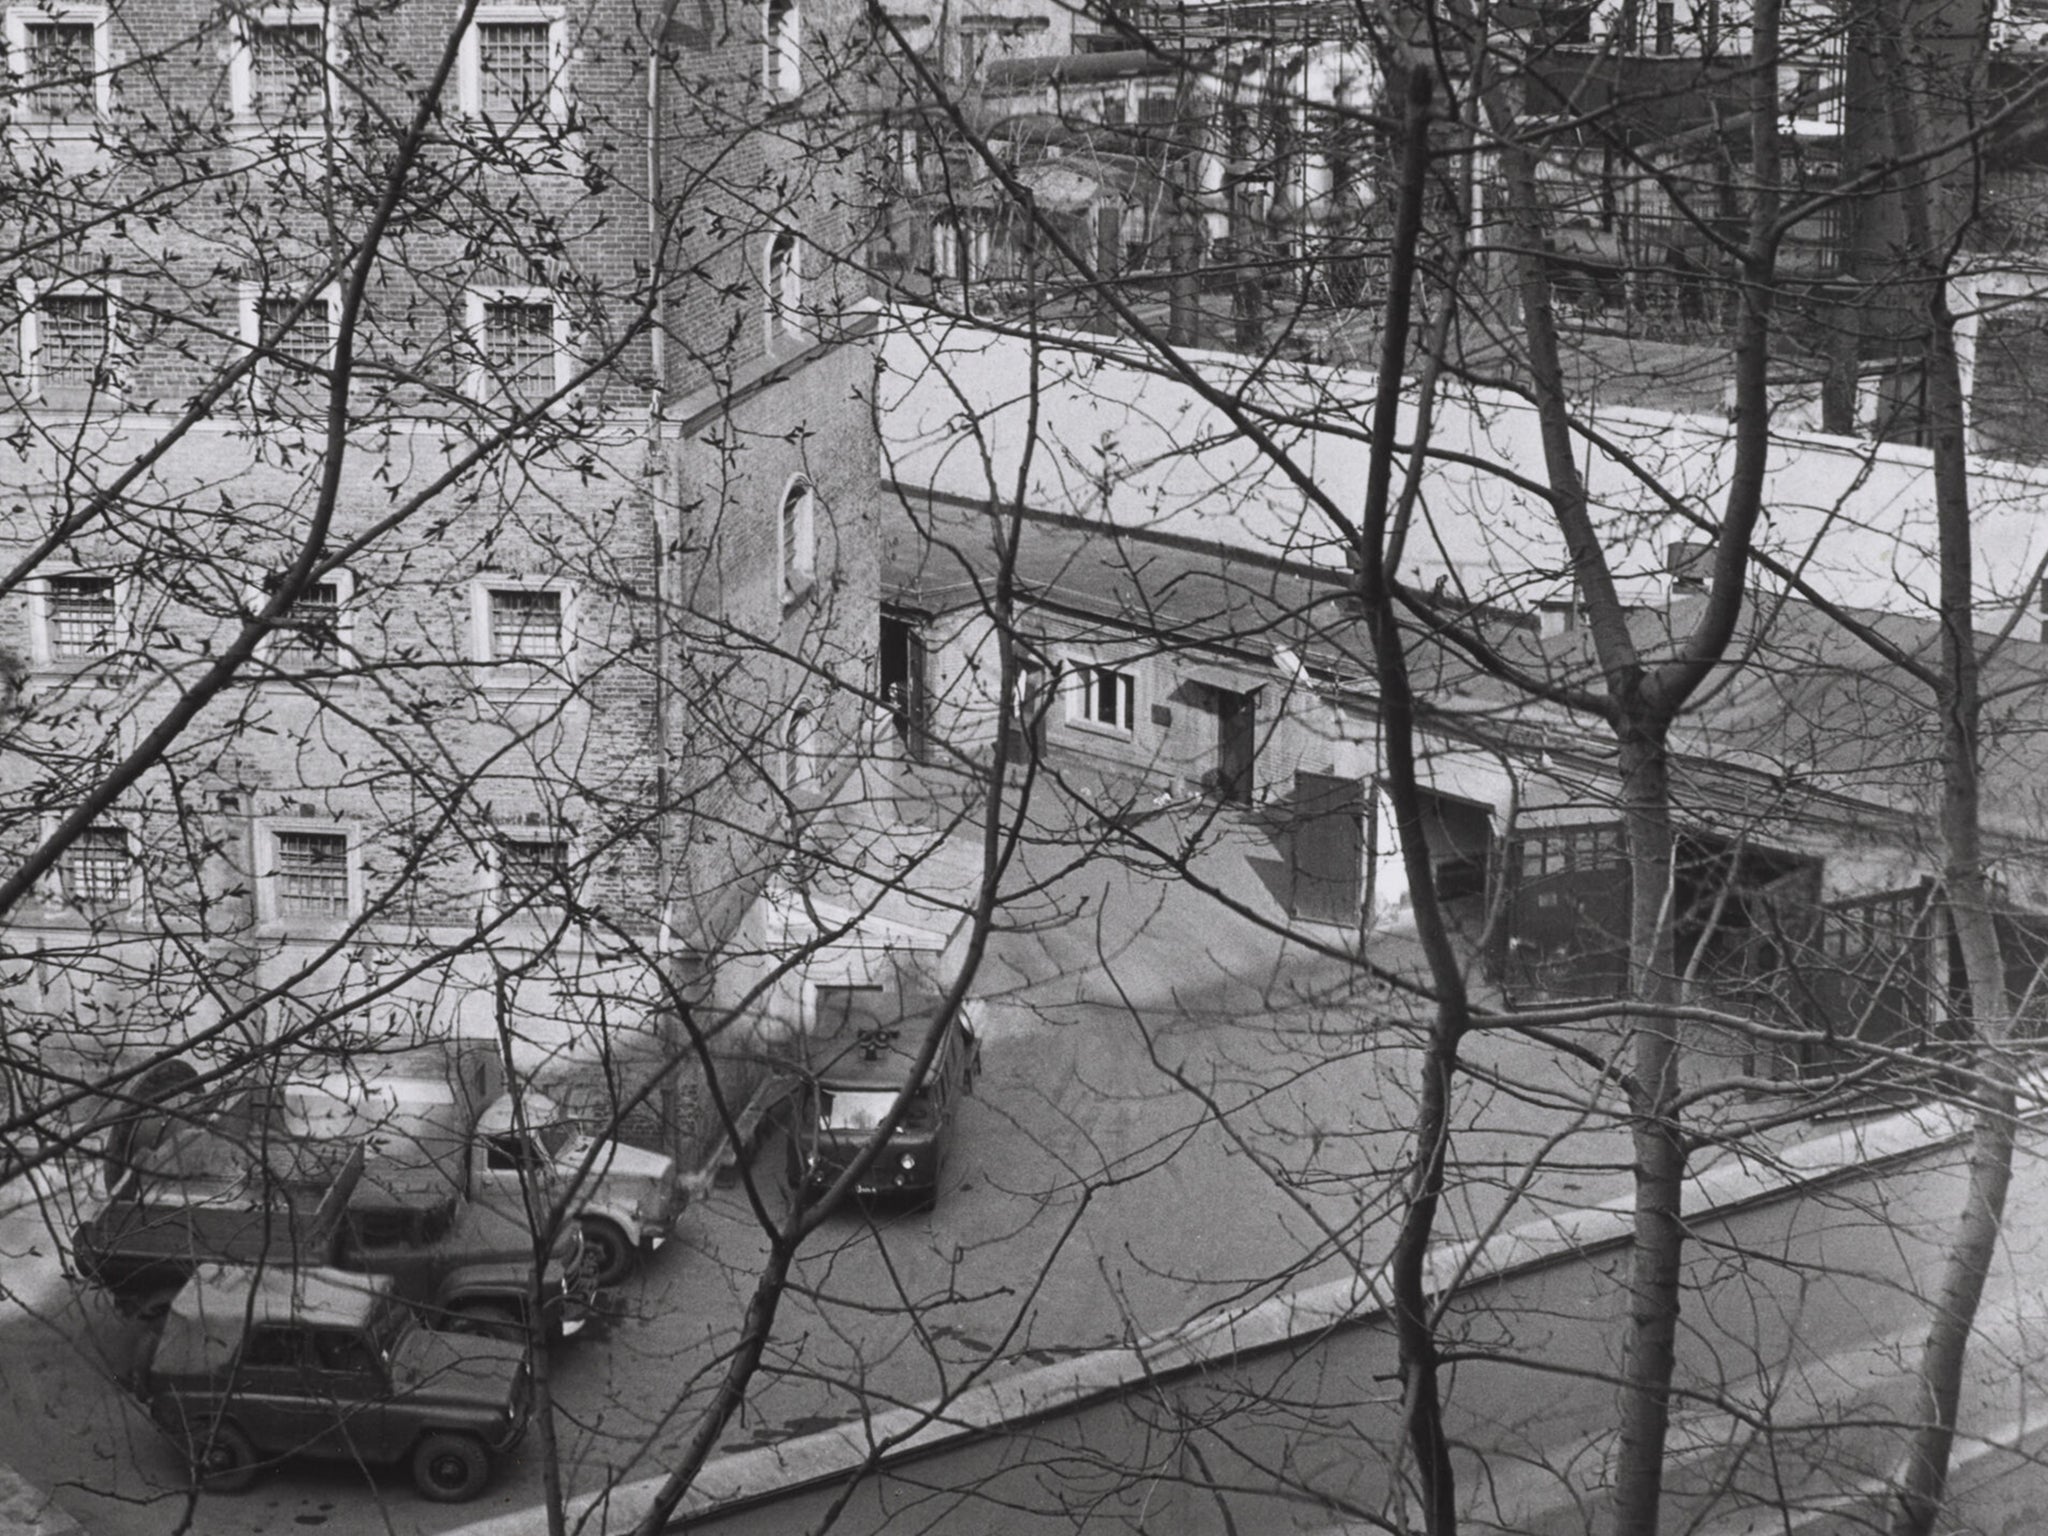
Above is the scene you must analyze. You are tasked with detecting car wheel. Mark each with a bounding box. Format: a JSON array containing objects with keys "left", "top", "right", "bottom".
[
  {"left": 412, "top": 1431, "right": 492, "bottom": 1503},
  {"left": 195, "top": 1421, "right": 258, "bottom": 1494},
  {"left": 443, "top": 1302, "right": 524, "bottom": 1344},
  {"left": 579, "top": 1217, "right": 634, "bottom": 1287}
]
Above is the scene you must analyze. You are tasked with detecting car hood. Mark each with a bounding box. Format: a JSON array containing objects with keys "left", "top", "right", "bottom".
[
  {"left": 392, "top": 1330, "right": 526, "bottom": 1404},
  {"left": 562, "top": 1135, "right": 675, "bottom": 1185}
]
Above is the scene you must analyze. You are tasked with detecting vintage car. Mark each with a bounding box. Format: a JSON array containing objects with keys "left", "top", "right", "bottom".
[
  {"left": 787, "top": 988, "right": 980, "bottom": 1211},
  {"left": 136, "top": 1265, "right": 529, "bottom": 1501}
]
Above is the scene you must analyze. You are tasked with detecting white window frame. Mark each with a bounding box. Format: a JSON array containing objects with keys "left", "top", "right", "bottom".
[
  {"left": 239, "top": 281, "right": 341, "bottom": 393},
  {"left": 1957, "top": 268, "right": 2048, "bottom": 454},
  {"left": 1065, "top": 658, "right": 1138, "bottom": 738},
  {"left": 763, "top": 0, "right": 799, "bottom": 98},
  {"left": 29, "top": 566, "right": 126, "bottom": 667},
  {"left": 228, "top": 7, "right": 339, "bottom": 124},
  {"left": 17, "top": 276, "right": 121, "bottom": 402},
  {"left": 485, "top": 827, "right": 577, "bottom": 917},
  {"left": 765, "top": 230, "right": 803, "bottom": 345},
  {"left": 469, "top": 575, "right": 575, "bottom": 692},
  {"left": 52, "top": 819, "right": 138, "bottom": 909},
  {"left": 465, "top": 285, "right": 573, "bottom": 406},
  {"left": 458, "top": 5, "right": 567, "bottom": 126},
  {"left": 255, "top": 821, "right": 361, "bottom": 925},
  {"left": 4, "top": 5, "right": 111, "bottom": 128},
  {"left": 779, "top": 474, "right": 815, "bottom": 604},
  {"left": 254, "top": 565, "right": 356, "bottom": 669}
]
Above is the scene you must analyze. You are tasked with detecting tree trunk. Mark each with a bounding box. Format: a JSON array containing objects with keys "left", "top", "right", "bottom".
[{"left": 1610, "top": 728, "right": 1688, "bottom": 1536}]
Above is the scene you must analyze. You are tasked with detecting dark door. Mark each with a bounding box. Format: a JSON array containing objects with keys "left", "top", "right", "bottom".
[
  {"left": 1289, "top": 772, "right": 1363, "bottom": 925},
  {"left": 1505, "top": 822, "right": 1631, "bottom": 1001},
  {"left": 1214, "top": 688, "right": 1255, "bottom": 805},
  {"left": 879, "top": 608, "right": 928, "bottom": 762}
]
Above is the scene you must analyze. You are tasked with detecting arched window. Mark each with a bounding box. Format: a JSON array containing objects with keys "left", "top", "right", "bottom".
[
  {"left": 766, "top": 230, "right": 802, "bottom": 342},
  {"left": 764, "top": 0, "right": 800, "bottom": 96},
  {"left": 780, "top": 476, "right": 815, "bottom": 602}
]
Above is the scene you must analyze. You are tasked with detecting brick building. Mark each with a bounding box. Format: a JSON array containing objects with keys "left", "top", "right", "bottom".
[{"left": 0, "top": 0, "right": 887, "bottom": 1152}]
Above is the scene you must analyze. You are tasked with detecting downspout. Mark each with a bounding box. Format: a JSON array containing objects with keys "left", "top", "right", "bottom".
[{"left": 648, "top": 0, "right": 685, "bottom": 1072}]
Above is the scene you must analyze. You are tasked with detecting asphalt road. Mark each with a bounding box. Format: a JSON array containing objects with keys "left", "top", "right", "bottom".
[{"left": 0, "top": 808, "right": 1645, "bottom": 1536}]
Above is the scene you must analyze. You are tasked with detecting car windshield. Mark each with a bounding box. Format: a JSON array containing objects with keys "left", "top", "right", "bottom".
[
  {"left": 821, "top": 1090, "right": 899, "bottom": 1131},
  {"left": 537, "top": 1120, "right": 574, "bottom": 1157},
  {"left": 820, "top": 1088, "right": 936, "bottom": 1132}
]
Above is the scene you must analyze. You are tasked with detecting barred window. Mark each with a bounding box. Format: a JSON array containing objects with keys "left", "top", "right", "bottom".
[
  {"left": 275, "top": 578, "right": 343, "bottom": 660},
  {"left": 37, "top": 293, "right": 112, "bottom": 389},
  {"left": 249, "top": 20, "right": 323, "bottom": 120},
  {"left": 476, "top": 20, "right": 551, "bottom": 118},
  {"left": 487, "top": 587, "right": 563, "bottom": 661},
  {"left": 498, "top": 836, "right": 568, "bottom": 902},
  {"left": 63, "top": 825, "right": 131, "bottom": 905},
  {"left": 23, "top": 19, "right": 96, "bottom": 120},
  {"left": 481, "top": 297, "right": 555, "bottom": 397},
  {"left": 274, "top": 831, "right": 351, "bottom": 917},
  {"left": 47, "top": 574, "right": 116, "bottom": 659}
]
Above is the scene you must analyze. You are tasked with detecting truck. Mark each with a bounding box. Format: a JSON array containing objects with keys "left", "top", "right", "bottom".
[
  {"left": 136, "top": 1264, "right": 529, "bottom": 1501},
  {"left": 786, "top": 986, "right": 981, "bottom": 1212},
  {"left": 73, "top": 1121, "right": 594, "bottom": 1343},
  {"left": 100, "top": 1048, "right": 690, "bottom": 1286},
  {"left": 276, "top": 1063, "right": 687, "bottom": 1285}
]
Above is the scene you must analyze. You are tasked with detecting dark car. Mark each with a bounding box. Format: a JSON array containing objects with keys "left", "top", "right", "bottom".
[
  {"left": 137, "top": 1264, "right": 529, "bottom": 1501},
  {"left": 788, "top": 990, "right": 980, "bottom": 1211}
]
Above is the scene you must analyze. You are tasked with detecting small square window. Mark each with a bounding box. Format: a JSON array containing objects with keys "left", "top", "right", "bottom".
[
  {"left": 63, "top": 824, "right": 132, "bottom": 905},
  {"left": 1070, "top": 663, "right": 1136, "bottom": 735},
  {"left": 272, "top": 830, "right": 352, "bottom": 918},
  {"left": 258, "top": 294, "right": 333, "bottom": 370},
  {"left": 497, "top": 834, "right": 568, "bottom": 906},
  {"left": 487, "top": 586, "right": 563, "bottom": 662},
  {"left": 35, "top": 291, "right": 113, "bottom": 391},
  {"left": 249, "top": 18, "right": 324, "bottom": 120},
  {"left": 21, "top": 17, "right": 97, "bottom": 120},
  {"left": 274, "top": 577, "right": 343, "bottom": 660},
  {"left": 46, "top": 573, "right": 117, "bottom": 659}
]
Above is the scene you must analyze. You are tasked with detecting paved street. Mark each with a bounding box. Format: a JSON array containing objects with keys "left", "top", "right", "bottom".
[{"left": 0, "top": 797, "right": 1646, "bottom": 1536}]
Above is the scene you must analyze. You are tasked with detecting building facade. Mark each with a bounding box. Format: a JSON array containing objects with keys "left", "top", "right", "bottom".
[{"left": 0, "top": 0, "right": 885, "bottom": 1151}]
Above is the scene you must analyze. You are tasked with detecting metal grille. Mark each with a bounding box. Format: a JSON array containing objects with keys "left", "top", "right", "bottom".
[
  {"left": 38, "top": 293, "right": 110, "bottom": 387},
  {"left": 277, "top": 580, "right": 342, "bottom": 659},
  {"left": 488, "top": 587, "right": 563, "bottom": 661},
  {"left": 250, "top": 21, "right": 323, "bottom": 119},
  {"left": 274, "top": 831, "right": 350, "bottom": 917},
  {"left": 260, "top": 296, "right": 331, "bottom": 369},
  {"left": 499, "top": 837, "right": 568, "bottom": 901},
  {"left": 477, "top": 21, "right": 551, "bottom": 118},
  {"left": 25, "top": 20, "right": 94, "bottom": 120},
  {"left": 47, "top": 574, "right": 115, "bottom": 658},
  {"left": 482, "top": 299, "right": 555, "bottom": 395},
  {"left": 65, "top": 826, "right": 131, "bottom": 904}
]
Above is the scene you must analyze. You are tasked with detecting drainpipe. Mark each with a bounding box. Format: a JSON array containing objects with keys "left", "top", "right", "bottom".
[{"left": 648, "top": 0, "right": 687, "bottom": 1126}]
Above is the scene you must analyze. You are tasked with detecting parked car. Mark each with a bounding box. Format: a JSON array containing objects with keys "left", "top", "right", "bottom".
[
  {"left": 74, "top": 1132, "right": 595, "bottom": 1343},
  {"left": 787, "top": 989, "right": 980, "bottom": 1211},
  {"left": 136, "top": 1264, "right": 529, "bottom": 1501}
]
